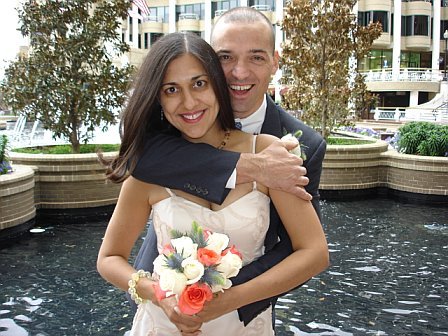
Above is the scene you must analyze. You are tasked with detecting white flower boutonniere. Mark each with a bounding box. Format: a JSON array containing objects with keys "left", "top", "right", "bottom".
[{"left": 281, "top": 130, "right": 307, "bottom": 160}]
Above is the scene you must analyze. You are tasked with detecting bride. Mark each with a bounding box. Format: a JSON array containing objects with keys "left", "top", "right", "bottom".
[{"left": 97, "top": 32, "right": 329, "bottom": 336}]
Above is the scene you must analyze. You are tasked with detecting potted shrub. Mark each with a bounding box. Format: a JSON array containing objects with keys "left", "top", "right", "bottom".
[{"left": 0, "top": 135, "right": 12, "bottom": 175}]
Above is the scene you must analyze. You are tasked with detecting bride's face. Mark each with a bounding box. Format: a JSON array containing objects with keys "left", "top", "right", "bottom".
[{"left": 159, "top": 53, "right": 220, "bottom": 143}]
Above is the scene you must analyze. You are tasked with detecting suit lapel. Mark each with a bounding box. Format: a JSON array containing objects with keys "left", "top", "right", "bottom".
[{"left": 261, "top": 96, "right": 283, "bottom": 138}]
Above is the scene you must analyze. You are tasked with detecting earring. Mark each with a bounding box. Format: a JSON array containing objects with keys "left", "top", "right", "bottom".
[{"left": 160, "top": 108, "right": 164, "bottom": 122}]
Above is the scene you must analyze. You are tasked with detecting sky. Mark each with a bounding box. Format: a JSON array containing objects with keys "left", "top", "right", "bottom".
[{"left": 0, "top": 1, "right": 26, "bottom": 80}]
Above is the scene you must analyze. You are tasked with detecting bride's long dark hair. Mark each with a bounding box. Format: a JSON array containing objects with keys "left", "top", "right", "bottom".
[{"left": 102, "top": 32, "right": 234, "bottom": 183}]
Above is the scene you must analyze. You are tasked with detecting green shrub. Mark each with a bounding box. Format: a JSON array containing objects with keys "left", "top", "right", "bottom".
[
  {"left": 12, "top": 143, "right": 120, "bottom": 155},
  {"left": 0, "top": 135, "right": 12, "bottom": 175},
  {"left": 398, "top": 122, "right": 448, "bottom": 157}
]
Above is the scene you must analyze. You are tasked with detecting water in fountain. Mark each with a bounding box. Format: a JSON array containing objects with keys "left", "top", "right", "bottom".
[{"left": 0, "top": 199, "right": 447, "bottom": 335}]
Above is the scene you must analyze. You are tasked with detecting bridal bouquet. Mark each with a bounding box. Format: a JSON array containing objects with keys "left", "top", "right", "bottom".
[
  {"left": 281, "top": 129, "right": 307, "bottom": 160},
  {"left": 152, "top": 221, "right": 243, "bottom": 315}
]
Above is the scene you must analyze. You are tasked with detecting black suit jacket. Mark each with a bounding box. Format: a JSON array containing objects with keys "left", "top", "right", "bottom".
[{"left": 130, "top": 96, "right": 326, "bottom": 325}]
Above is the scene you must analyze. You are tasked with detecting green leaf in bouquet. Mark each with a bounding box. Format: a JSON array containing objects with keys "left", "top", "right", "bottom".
[
  {"left": 202, "top": 267, "right": 225, "bottom": 286},
  {"left": 170, "top": 221, "right": 208, "bottom": 248}
]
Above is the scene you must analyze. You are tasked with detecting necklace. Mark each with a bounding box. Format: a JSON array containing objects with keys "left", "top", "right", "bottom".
[{"left": 218, "top": 130, "right": 231, "bottom": 149}]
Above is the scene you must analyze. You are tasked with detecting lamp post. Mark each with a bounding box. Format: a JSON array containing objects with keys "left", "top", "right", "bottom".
[{"left": 444, "top": 30, "right": 448, "bottom": 81}]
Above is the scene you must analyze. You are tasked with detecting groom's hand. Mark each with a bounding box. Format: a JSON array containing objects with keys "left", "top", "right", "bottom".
[
  {"left": 237, "top": 139, "right": 311, "bottom": 200},
  {"left": 195, "top": 290, "right": 241, "bottom": 323},
  {"left": 158, "top": 296, "right": 202, "bottom": 335}
]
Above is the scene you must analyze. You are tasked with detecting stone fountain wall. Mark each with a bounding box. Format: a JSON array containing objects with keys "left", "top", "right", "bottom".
[{"left": 1, "top": 142, "right": 447, "bottom": 239}]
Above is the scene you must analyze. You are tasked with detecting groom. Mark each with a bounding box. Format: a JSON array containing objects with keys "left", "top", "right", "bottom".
[{"left": 130, "top": 6, "right": 326, "bottom": 333}]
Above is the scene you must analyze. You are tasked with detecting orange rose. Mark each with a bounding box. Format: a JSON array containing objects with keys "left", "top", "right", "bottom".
[
  {"left": 178, "top": 283, "right": 213, "bottom": 315},
  {"left": 197, "top": 248, "right": 221, "bottom": 266},
  {"left": 222, "top": 245, "right": 242, "bottom": 259}
]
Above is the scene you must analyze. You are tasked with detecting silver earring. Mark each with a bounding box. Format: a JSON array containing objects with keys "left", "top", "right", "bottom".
[{"left": 161, "top": 108, "right": 164, "bottom": 121}]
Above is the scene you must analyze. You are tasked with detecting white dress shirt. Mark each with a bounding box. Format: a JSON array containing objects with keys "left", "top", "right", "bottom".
[{"left": 225, "top": 96, "right": 267, "bottom": 188}]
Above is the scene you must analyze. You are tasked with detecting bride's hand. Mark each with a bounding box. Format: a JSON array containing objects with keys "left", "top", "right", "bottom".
[{"left": 158, "top": 296, "right": 202, "bottom": 334}]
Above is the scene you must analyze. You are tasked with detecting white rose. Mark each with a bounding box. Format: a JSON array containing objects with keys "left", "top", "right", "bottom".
[
  {"left": 158, "top": 268, "right": 188, "bottom": 296},
  {"left": 153, "top": 254, "right": 168, "bottom": 276},
  {"left": 206, "top": 232, "right": 229, "bottom": 254},
  {"left": 181, "top": 257, "right": 205, "bottom": 284},
  {"left": 171, "top": 236, "right": 197, "bottom": 258},
  {"left": 281, "top": 133, "right": 301, "bottom": 157},
  {"left": 217, "top": 252, "right": 243, "bottom": 278},
  {"left": 211, "top": 278, "right": 232, "bottom": 293}
]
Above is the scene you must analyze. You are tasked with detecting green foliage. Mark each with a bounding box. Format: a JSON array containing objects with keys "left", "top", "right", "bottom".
[
  {"left": 12, "top": 143, "right": 119, "bottom": 154},
  {"left": 1, "top": 0, "right": 134, "bottom": 153},
  {"left": 281, "top": 0, "right": 382, "bottom": 138},
  {"left": 0, "top": 135, "right": 12, "bottom": 175},
  {"left": 398, "top": 122, "right": 448, "bottom": 157},
  {"left": 327, "top": 137, "right": 374, "bottom": 145}
]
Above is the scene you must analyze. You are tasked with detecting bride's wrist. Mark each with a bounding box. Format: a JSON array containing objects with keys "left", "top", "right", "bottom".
[{"left": 136, "top": 277, "right": 157, "bottom": 302}]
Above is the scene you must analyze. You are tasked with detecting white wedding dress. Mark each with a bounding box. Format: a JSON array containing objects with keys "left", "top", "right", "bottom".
[{"left": 130, "top": 136, "right": 274, "bottom": 336}]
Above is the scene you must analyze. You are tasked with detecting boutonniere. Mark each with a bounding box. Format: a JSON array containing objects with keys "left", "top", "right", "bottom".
[{"left": 281, "top": 129, "right": 307, "bottom": 160}]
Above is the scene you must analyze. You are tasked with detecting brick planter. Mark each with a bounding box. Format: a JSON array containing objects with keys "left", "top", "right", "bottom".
[
  {"left": 320, "top": 140, "right": 389, "bottom": 191},
  {"left": 9, "top": 151, "right": 121, "bottom": 209},
  {"left": 0, "top": 165, "right": 36, "bottom": 239},
  {"left": 381, "top": 150, "right": 448, "bottom": 196},
  {"left": 320, "top": 140, "right": 448, "bottom": 203}
]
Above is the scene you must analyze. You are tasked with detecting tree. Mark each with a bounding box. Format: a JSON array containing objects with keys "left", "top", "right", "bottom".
[
  {"left": 281, "top": 0, "right": 382, "bottom": 138},
  {"left": 1, "top": 0, "right": 133, "bottom": 153}
]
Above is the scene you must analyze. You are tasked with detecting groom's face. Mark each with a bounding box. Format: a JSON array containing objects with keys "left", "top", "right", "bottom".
[{"left": 211, "top": 21, "right": 279, "bottom": 119}]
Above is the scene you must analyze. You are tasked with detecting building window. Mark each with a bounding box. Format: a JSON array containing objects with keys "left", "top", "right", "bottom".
[
  {"left": 358, "top": 11, "right": 389, "bottom": 33},
  {"left": 176, "top": 3, "right": 205, "bottom": 20},
  {"left": 150, "top": 33, "right": 164, "bottom": 46},
  {"left": 414, "top": 15, "right": 429, "bottom": 36},
  {"left": 441, "top": 21, "right": 448, "bottom": 38},
  {"left": 373, "top": 11, "right": 388, "bottom": 33},
  {"left": 400, "top": 52, "right": 421, "bottom": 68},
  {"left": 144, "top": 33, "right": 149, "bottom": 49},
  {"left": 215, "top": 0, "right": 240, "bottom": 12},
  {"left": 150, "top": 6, "right": 168, "bottom": 22},
  {"left": 249, "top": 0, "right": 275, "bottom": 11},
  {"left": 364, "top": 49, "right": 392, "bottom": 70},
  {"left": 403, "top": 15, "right": 430, "bottom": 36}
]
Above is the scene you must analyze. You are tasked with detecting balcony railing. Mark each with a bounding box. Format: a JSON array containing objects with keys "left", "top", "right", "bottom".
[
  {"left": 142, "top": 16, "right": 163, "bottom": 23},
  {"left": 179, "top": 13, "right": 199, "bottom": 20},
  {"left": 360, "top": 68, "right": 443, "bottom": 82},
  {"left": 215, "top": 9, "right": 227, "bottom": 17},
  {"left": 250, "top": 5, "right": 271, "bottom": 11}
]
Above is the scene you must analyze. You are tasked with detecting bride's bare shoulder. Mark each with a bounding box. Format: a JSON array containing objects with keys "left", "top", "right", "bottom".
[{"left": 255, "top": 133, "right": 279, "bottom": 152}]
